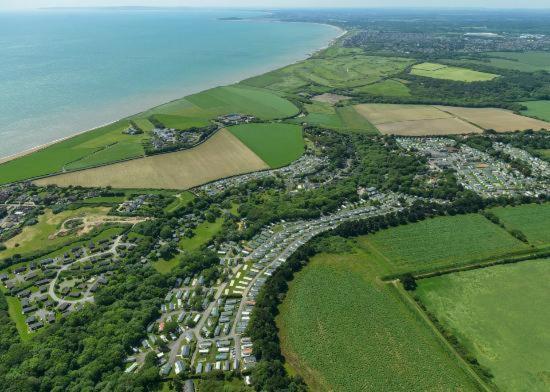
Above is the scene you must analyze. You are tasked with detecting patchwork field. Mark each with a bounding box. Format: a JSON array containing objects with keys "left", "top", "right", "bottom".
[
  {"left": 519, "top": 100, "right": 550, "bottom": 122},
  {"left": 242, "top": 49, "right": 414, "bottom": 93},
  {"left": 416, "top": 258, "right": 550, "bottom": 392},
  {"left": 228, "top": 123, "right": 304, "bottom": 168},
  {"left": 355, "top": 103, "right": 550, "bottom": 135},
  {"left": 34, "top": 129, "right": 269, "bottom": 189},
  {"left": 489, "top": 203, "right": 550, "bottom": 247},
  {"left": 277, "top": 250, "right": 481, "bottom": 391},
  {"left": 410, "top": 62, "right": 498, "bottom": 82},
  {"left": 356, "top": 214, "right": 530, "bottom": 276}
]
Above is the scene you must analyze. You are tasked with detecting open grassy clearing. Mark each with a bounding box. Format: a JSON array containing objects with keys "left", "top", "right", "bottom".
[
  {"left": 163, "top": 192, "right": 195, "bottom": 213},
  {"left": 6, "top": 296, "right": 31, "bottom": 341},
  {"left": 179, "top": 217, "right": 223, "bottom": 252},
  {"left": 489, "top": 203, "right": 550, "bottom": 247},
  {"left": 292, "top": 102, "right": 378, "bottom": 133},
  {"left": 518, "top": 100, "right": 550, "bottom": 122},
  {"left": 415, "top": 258, "right": 550, "bottom": 392},
  {"left": 474, "top": 51, "right": 550, "bottom": 72},
  {"left": 0, "top": 120, "right": 146, "bottom": 184},
  {"left": 34, "top": 129, "right": 268, "bottom": 190},
  {"left": 228, "top": 123, "right": 304, "bottom": 168},
  {"left": 278, "top": 249, "right": 482, "bottom": 391},
  {"left": 241, "top": 51, "right": 414, "bottom": 93},
  {"left": 355, "top": 103, "right": 550, "bottom": 135},
  {"left": 149, "top": 114, "right": 210, "bottom": 130},
  {"left": 410, "top": 62, "right": 498, "bottom": 82},
  {"left": 1, "top": 207, "right": 111, "bottom": 259},
  {"left": 357, "top": 214, "right": 530, "bottom": 276}
]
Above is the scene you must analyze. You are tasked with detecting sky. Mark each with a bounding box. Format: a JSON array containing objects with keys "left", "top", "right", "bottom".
[{"left": 2, "top": 0, "right": 550, "bottom": 9}]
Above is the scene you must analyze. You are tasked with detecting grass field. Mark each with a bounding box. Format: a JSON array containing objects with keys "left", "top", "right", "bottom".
[
  {"left": 278, "top": 249, "right": 481, "bottom": 391},
  {"left": 6, "top": 296, "right": 31, "bottom": 341},
  {"left": 242, "top": 51, "right": 414, "bottom": 93},
  {"left": 355, "top": 103, "right": 550, "bottom": 135},
  {"left": 1, "top": 207, "right": 111, "bottom": 259},
  {"left": 415, "top": 258, "right": 550, "bottom": 392},
  {"left": 354, "top": 79, "right": 411, "bottom": 97},
  {"left": 35, "top": 129, "right": 269, "bottom": 189},
  {"left": 489, "top": 203, "right": 550, "bottom": 247},
  {"left": 410, "top": 62, "right": 498, "bottom": 82},
  {"left": 228, "top": 123, "right": 304, "bottom": 168},
  {"left": 179, "top": 217, "right": 223, "bottom": 252},
  {"left": 479, "top": 52, "right": 550, "bottom": 72},
  {"left": 149, "top": 114, "right": 210, "bottom": 130},
  {"left": 357, "top": 214, "right": 530, "bottom": 276},
  {"left": 163, "top": 192, "right": 195, "bottom": 213},
  {"left": 292, "top": 102, "right": 379, "bottom": 133},
  {"left": 518, "top": 100, "right": 550, "bottom": 121}
]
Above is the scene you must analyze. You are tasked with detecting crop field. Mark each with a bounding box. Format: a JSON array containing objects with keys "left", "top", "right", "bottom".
[
  {"left": 436, "top": 106, "right": 550, "bottom": 132},
  {"left": 0, "top": 120, "right": 147, "bottom": 184},
  {"left": 489, "top": 203, "right": 550, "bottom": 247},
  {"left": 242, "top": 51, "right": 414, "bottom": 93},
  {"left": 277, "top": 250, "right": 481, "bottom": 391},
  {"left": 228, "top": 123, "right": 304, "bottom": 168},
  {"left": 149, "top": 114, "right": 210, "bottom": 130},
  {"left": 354, "top": 103, "right": 550, "bottom": 135},
  {"left": 518, "top": 100, "right": 550, "bottom": 121},
  {"left": 353, "top": 79, "right": 411, "bottom": 97},
  {"left": 410, "top": 62, "right": 498, "bottom": 82},
  {"left": 292, "top": 102, "right": 378, "bottom": 133},
  {"left": 143, "top": 85, "right": 299, "bottom": 121},
  {"left": 1, "top": 207, "right": 111, "bottom": 259},
  {"left": 34, "top": 129, "right": 269, "bottom": 189},
  {"left": 356, "top": 214, "right": 530, "bottom": 276},
  {"left": 415, "top": 258, "right": 550, "bottom": 392}
]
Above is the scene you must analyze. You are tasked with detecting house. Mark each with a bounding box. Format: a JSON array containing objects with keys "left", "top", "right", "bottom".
[
  {"left": 183, "top": 379, "right": 195, "bottom": 392},
  {"left": 58, "top": 302, "right": 71, "bottom": 312}
]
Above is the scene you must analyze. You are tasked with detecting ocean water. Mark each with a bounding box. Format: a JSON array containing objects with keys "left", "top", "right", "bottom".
[{"left": 0, "top": 9, "right": 340, "bottom": 159}]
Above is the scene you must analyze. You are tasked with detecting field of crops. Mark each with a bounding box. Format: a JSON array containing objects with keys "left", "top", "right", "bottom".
[
  {"left": 35, "top": 129, "right": 269, "bottom": 189},
  {"left": 242, "top": 50, "right": 414, "bottom": 93},
  {"left": 410, "top": 62, "right": 498, "bottom": 82},
  {"left": 489, "top": 203, "right": 550, "bottom": 247},
  {"left": 228, "top": 123, "right": 304, "bottom": 168},
  {"left": 277, "top": 250, "right": 481, "bottom": 391},
  {"left": 357, "top": 214, "right": 530, "bottom": 275},
  {"left": 518, "top": 100, "right": 550, "bottom": 121},
  {"left": 1, "top": 206, "right": 111, "bottom": 259},
  {"left": 416, "top": 258, "right": 550, "bottom": 392}
]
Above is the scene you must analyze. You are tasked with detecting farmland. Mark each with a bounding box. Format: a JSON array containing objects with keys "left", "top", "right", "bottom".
[
  {"left": 1, "top": 206, "right": 111, "bottom": 259},
  {"left": 228, "top": 123, "right": 304, "bottom": 168},
  {"left": 291, "top": 102, "right": 378, "bottom": 133},
  {"left": 34, "top": 129, "right": 269, "bottom": 189},
  {"left": 478, "top": 51, "right": 550, "bottom": 72},
  {"left": 519, "top": 100, "right": 550, "bottom": 121},
  {"left": 489, "top": 203, "right": 550, "bottom": 247},
  {"left": 410, "top": 62, "right": 498, "bottom": 82},
  {"left": 353, "top": 79, "right": 411, "bottom": 97},
  {"left": 415, "top": 258, "right": 550, "bottom": 392},
  {"left": 354, "top": 103, "right": 550, "bottom": 135},
  {"left": 356, "top": 214, "right": 530, "bottom": 276},
  {"left": 277, "top": 249, "right": 481, "bottom": 391}
]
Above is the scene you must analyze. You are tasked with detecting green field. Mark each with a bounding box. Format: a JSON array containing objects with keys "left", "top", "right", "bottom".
[
  {"left": 242, "top": 50, "right": 414, "bottom": 93},
  {"left": 150, "top": 114, "right": 210, "bottom": 130},
  {"left": 179, "top": 217, "right": 223, "bottom": 252},
  {"left": 518, "top": 100, "right": 550, "bottom": 121},
  {"left": 489, "top": 203, "right": 550, "bottom": 247},
  {"left": 278, "top": 249, "right": 481, "bottom": 391},
  {"left": 416, "top": 258, "right": 550, "bottom": 392},
  {"left": 410, "top": 62, "right": 498, "bottom": 82},
  {"left": 357, "top": 214, "right": 530, "bottom": 276},
  {"left": 482, "top": 51, "right": 550, "bottom": 72},
  {"left": 228, "top": 123, "right": 304, "bottom": 168},
  {"left": 354, "top": 79, "right": 411, "bottom": 97},
  {"left": 163, "top": 192, "right": 195, "bottom": 213},
  {"left": 6, "top": 296, "right": 31, "bottom": 341},
  {"left": 292, "top": 102, "right": 378, "bottom": 133}
]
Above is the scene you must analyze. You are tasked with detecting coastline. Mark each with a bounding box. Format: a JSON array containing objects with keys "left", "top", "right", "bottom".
[{"left": 0, "top": 21, "right": 344, "bottom": 166}]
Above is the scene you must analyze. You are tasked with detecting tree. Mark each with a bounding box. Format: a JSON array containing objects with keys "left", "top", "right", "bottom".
[{"left": 401, "top": 273, "right": 417, "bottom": 291}]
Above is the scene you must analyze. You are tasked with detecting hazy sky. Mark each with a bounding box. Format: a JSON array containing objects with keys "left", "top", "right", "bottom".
[{"left": 2, "top": 0, "right": 550, "bottom": 9}]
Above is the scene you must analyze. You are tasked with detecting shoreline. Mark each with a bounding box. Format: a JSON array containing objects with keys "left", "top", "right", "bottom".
[{"left": 0, "top": 22, "right": 345, "bottom": 166}]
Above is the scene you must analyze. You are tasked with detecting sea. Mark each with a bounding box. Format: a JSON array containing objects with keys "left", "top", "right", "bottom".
[{"left": 0, "top": 8, "right": 340, "bottom": 159}]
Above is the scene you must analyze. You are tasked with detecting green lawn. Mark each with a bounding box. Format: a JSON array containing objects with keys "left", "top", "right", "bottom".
[
  {"left": 179, "top": 217, "right": 223, "bottom": 252},
  {"left": 518, "top": 100, "right": 550, "bottom": 122},
  {"left": 410, "top": 62, "right": 498, "bottom": 82},
  {"left": 357, "top": 214, "right": 530, "bottom": 276},
  {"left": 416, "top": 258, "right": 550, "bottom": 392},
  {"left": 163, "top": 192, "right": 195, "bottom": 213},
  {"left": 354, "top": 79, "right": 411, "bottom": 97},
  {"left": 489, "top": 203, "right": 550, "bottom": 247},
  {"left": 278, "top": 249, "right": 481, "bottom": 391},
  {"left": 228, "top": 123, "right": 304, "bottom": 168},
  {"left": 6, "top": 296, "right": 31, "bottom": 341}
]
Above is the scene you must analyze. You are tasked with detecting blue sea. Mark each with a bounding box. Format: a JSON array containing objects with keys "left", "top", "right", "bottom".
[{"left": 0, "top": 9, "right": 340, "bottom": 159}]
